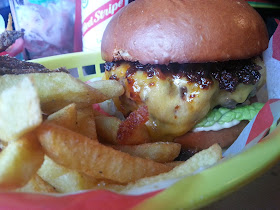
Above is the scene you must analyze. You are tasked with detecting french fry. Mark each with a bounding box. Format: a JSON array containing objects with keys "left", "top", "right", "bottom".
[
  {"left": 37, "top": 156, "right": 125, "bottom": 193},
  {"left": 117, "top": 106, "right": 150, "bottom": 145},
  {"left": 164, "top": 161, "right": 184, "bottom": 168},
  {"left": 47, "top": 104, "right": 97, "bottom": 139},
  {"left": 38, "top": 156, "right": 98, "bottom": 193},
  {"left": 88, "top": 80, "right": 124, "bottom": 99},
  {"left": 122, "top": 144, "right": 222, "bottom": 192},
  {"left": 111, "top": 142, "right": 181, "bottom": 163},
  {"left": 95, "top": 115, "right": 121, "bottom": 144},
  {"left": 0, "top": 73, "right": 108, "bottom": 114},
  {"left": 0, "top": 132, "right": 44, "bottom": 190},
  {"left": 0, "top": 77, "right": 42, "bottom": 142},
  {"left": 76, "top": 106, "right": 98, "bottom": 140},
  {"left": 37, "top": 123, "right": 172, "bottom": 184},
  {"left": 47, "top": 103, "right": 77, "bottom": 131},
  {"left": 16, "top": 175, "right": 57, "bottom": 193},
  {"left": 0, "top": 58, "right": 227, "bottom": 196}
]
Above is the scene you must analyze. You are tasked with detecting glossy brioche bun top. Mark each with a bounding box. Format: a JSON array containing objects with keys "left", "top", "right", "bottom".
[{"left": 101, "top": 0, "right": 268, "bottom": 65}]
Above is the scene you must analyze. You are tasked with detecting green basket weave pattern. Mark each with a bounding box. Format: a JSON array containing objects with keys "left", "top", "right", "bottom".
[{"left": 32, "top": 52, "right": 105, "bottom": 82}]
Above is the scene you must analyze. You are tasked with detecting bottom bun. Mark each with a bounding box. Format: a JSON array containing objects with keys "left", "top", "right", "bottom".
[{"left": 174, "top": 121, "right": 248, "bottom": 151}]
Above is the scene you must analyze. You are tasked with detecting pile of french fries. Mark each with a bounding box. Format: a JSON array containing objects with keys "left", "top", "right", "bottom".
[{"left": 0, "top": 70, "right": 222, "bottom": 194}]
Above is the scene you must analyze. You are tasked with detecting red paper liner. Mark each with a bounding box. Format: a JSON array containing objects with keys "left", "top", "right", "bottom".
[
  {"left": 0, "top": 190, "right": 161, "bottom": 210},
  {"left": 246, "top": 100, "right": 274, "bottom": 144}
]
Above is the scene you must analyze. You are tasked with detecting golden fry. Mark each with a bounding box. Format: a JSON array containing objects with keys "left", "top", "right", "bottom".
[
  {"left": 0, "top": 132, "right": 44, "bottom": 190},
  {"left": 47, "top": 103, "right": 77, "bottom": 131},
  {"left": 0, "top": 77, "right": 42, "bottom": 142},
  {"left": 164, "top": 161, "right": 184, "bottom": 169},
  {"left": 0, "top": 73, "right": 108, "bottom": 114},
  {"left": 95, "top": 115, "right": 121, "bottom": 144},
  {"left": 38, "top": 156, "right": 97, "bottom": 193},
  {"left": 88, "top": 80, "right": 124, "bottom": 99},
  {"left": 16, "top": 175, "right": 57, "bottom": 193},
  {"left": 122, "top": 144, "right": 222, "bottom": 192},
  {"left": 37, "top": 123, "right": 172, "bottom": 184},
  {"left": 76, "top": 106, "right": 98, "bottom": 140},
  {"left": 111, "top": 142, "right": 181, "bottom": 163}
]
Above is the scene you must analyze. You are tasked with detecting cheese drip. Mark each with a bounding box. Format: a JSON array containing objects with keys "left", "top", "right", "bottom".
[{"left": 105, "top": 57, "right": 266, "bottom": 141}]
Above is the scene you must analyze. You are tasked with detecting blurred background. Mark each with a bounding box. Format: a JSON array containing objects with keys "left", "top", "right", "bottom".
[{"left": 0, "top": 0, "right": 279, "bottom": 60}]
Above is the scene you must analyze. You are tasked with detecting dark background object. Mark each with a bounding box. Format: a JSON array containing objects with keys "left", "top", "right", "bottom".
[
  {"left": 256, "top": 8, "right": 280, "bottom": 38},
  {"left": 0, "top": 1, "right": 11, "bottom": 29}
]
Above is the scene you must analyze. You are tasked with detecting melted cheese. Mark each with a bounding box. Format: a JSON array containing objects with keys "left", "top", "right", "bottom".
[{"left": 105, "top": 57, "right": 266, "bottom": 141}]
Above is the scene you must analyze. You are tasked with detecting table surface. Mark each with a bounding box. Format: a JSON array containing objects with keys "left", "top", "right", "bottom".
[{"left": 203, "top": 161, "right": 280, "bottom": 209}]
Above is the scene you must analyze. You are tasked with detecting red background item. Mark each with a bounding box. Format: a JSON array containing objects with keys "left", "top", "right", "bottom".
[
  {"left": 0, "top": 190, "right": 161, "bottom": 210},
  {"left": 74, "top": 0, "right": 82, "bottom": 52}
]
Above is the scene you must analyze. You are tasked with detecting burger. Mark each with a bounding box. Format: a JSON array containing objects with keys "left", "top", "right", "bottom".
[{"left": 101, "top": 0, "right": 269, "bottom": 152}]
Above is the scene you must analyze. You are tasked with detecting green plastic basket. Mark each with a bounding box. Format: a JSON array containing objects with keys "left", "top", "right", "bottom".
[
  {"left": 29, "top": 52, "right": 280, "bottom": 209},
  {"left": 32, "top": 52, "right": 105, "bottom": 82}
]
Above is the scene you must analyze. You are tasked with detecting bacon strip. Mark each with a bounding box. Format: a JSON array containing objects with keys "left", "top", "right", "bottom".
[{"left": 117, "top": 106, "right": 150, "bottom": 145}]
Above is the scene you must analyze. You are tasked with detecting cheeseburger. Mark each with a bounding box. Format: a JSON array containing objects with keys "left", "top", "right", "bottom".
[{"left": 101, "top": 0, "right": 269, "bottom": 151}]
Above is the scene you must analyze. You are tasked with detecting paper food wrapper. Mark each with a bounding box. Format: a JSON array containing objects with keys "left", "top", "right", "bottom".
[{"left": 0, "top": 23, "right": 279, "bottom": 210}]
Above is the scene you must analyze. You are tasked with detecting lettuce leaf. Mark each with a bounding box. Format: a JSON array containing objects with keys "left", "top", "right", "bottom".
[{"left": 195, "top": 102, "right": 264, "bottom": 128}]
